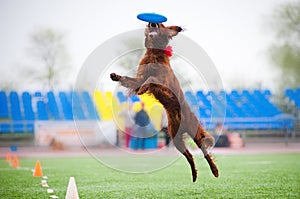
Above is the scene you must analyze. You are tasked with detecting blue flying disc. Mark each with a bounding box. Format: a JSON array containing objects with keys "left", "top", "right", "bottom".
[{"left": 137, "top": 13, "right": 167, "bottom": 23}]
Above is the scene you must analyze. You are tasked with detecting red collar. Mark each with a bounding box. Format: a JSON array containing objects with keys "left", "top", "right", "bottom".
[{"left": 164, "top": 46, "right": 173, "bottom": 57}]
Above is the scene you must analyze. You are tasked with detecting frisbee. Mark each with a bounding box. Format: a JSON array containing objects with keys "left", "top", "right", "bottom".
[{"left": 137, "top": 13, "right": 167, "bottom": 23}]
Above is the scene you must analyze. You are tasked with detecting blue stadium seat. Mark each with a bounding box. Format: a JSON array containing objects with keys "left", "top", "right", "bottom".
[
  {"left": 12, "top": 123, "right": 25, "bottom": 133},
  {"left": 253, "top": 89, "right": 262, "bottom": 97},
  {"left": 47, "top": 92, "right": 61, "bottom": 120},
  {"left": 9, "top": 92, "right": 23, "bottom": 120},
  {"left": 37, "top": 101, "right": 49, "bottom": 120},
  {"left": 196, "top": 92, "right": 211, "bottom": 108},
  {"left": 263, "top": 89, "right": 272, "bottom": 97},
  {"left": 72, "top": 92, "right": 86, "bottom": 120},
  {"left": 185, "top": 91, "right": 197, "bottom": 106},
  {"left": 0, "top": 123, "right": 11, "bottom": 133},
  {"left": 59, "top": 92, "right": 73, "bottom": 120},
  {"left": 230, "top": 90, "right": 239, "bottom": 98},
  {"left": 117, "top": 91, "right": 127, "bottom": 103},
  {"left": 131, "top": 95, "right": 140, "bottom": 102},
  {"left": 26, "top": 123, "right": 34, "bottom": 133},
  {"left": 22, "top": 92, "right": 35, "bottom": 120},
  {"left": 82, "top": 91, "right": 99, "bottom": 120},
  {"left": 198, "top": 107, "right": 211, "bottom": 118},
  {"left": 34, "top": 92, "right": 42, "bottom": 97},
  {"left": 285, "top": 88, "right": 300, "bottom": 109},
  {"left": 0, "top": 91, "right": 9, "bottom": 118},
  {"left": 285, "top": 89, "right": 294, "bottom": 98}
]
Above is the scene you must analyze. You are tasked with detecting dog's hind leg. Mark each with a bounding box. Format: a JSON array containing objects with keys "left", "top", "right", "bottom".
[
  {"left": 172, "top": 132, "right": 198, "bottom": 182},
  {"left": 192, "top": 126, "right": 219, "bottom": 178},
  {"left": 203, "top": 150, "right": 219, "bottom": 178}
]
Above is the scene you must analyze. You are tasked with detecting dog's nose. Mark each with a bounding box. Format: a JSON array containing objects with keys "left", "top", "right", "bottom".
[{"left": 149, "top": 32, "right": 158, "bottom": 38}]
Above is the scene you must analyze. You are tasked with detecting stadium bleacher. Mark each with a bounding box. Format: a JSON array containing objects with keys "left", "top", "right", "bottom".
[
  {"left": 0, "top": 91, "right": 100, "bottom": 134},
  {"left": 184, "top": 89, "right": 293, "bottom": 130},
  {"left": 0, "top": 89, "right": 298, "bottom": 135}
]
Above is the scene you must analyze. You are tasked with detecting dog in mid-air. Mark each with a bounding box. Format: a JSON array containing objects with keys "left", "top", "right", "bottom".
[{"left": 110, "top": 13, "right": 219, "bottom": 182}]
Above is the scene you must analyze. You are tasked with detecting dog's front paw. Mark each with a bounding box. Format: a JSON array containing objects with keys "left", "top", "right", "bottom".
[{"left": 110, "top": 73, "right": 122, "bottom": 81}]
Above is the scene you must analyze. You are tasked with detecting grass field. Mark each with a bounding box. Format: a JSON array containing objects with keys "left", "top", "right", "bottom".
[{"left": 0, "top": 153, "right": 299, "bottom": 199}]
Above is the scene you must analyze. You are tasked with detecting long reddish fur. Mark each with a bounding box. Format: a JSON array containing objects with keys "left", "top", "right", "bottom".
[{"left": 110, "top": 23, "right": 219, "bottom": 182}]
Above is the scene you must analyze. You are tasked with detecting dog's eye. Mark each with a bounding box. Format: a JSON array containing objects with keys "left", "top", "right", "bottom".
[{"left": 150, "top": 23, "right": 158, "bottom": 28}]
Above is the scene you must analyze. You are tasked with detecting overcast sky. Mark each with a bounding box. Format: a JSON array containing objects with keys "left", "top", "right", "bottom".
[{"left": 0, "top": 0, "right": 290, "bottom": 92}]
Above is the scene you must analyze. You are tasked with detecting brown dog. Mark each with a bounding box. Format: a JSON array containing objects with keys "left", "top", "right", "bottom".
[{"left": 110, "top": 22, "right": 219, "bottom": 182}]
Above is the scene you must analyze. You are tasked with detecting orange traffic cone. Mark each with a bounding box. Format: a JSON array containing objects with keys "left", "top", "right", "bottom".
[
  {"left": 6, "top": 152, "right": 12, "bottom": 163},
  {"left": 33, "top": 160, "right": 43, "bottom": 177},
  {"left": 12, "top": 154, "right": 19, "bottom": 168}
]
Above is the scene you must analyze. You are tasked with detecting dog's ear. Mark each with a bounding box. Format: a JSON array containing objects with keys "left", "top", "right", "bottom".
[{"left": 166, "top": 26, "right": 183, "bottom": 37}]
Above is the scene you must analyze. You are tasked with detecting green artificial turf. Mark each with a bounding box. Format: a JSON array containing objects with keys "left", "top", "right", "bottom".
[{"left": 0, "top": 153, "right": 299, "bottom": 198}]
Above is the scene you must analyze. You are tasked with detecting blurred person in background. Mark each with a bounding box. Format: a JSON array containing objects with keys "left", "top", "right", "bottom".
[
  {"left": 133, "top": 102, "right": 150, "bottom": 149},
  {"left": 118, "top": 103, "right": 135, "bottom": 148}
]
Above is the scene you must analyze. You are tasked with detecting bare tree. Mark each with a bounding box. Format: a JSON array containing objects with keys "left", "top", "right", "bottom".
[
  {"left": 26, "top": 27, "right": 71, "bottom": 90},
  {"left": 268, "top": 1, "right": 300, "bottom": 90}
]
